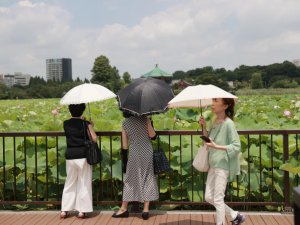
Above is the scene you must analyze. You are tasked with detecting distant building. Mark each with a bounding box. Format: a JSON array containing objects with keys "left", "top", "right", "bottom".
[
  {"left": 172, "top": 79, "right": 192, "bottom": 90},
  {"left": 1, "top": 73, "right": 31, "bottom": 88},
  {"left": 141, "top": 64, "right": 173, "bottom": 84},
  {"left": 46, "top": 58, "right": 72, "bottom": 82}
]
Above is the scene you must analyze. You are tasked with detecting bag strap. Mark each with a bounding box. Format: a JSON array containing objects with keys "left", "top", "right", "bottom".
[{"left": 82, "top": 121, "right": 92, "bottom": 141}]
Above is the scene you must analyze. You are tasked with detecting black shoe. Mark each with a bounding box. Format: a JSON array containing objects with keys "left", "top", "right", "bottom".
[
  {"left": 231, "top": 213, "right": 245, "bottom": 225},
  {"left": 112, "top": 210, "right": 129, "bottom": 218},
  {"left": 142, "top": 212, "right": 149, "bottom": 220}
]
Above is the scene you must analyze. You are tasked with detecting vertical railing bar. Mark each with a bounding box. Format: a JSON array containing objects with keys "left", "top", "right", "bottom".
[
  {"left": 110, "top": 136, "right": 113, "bottom": 199},
  {"left": 24, "top": 136, "right": 27, "bottom": 201},
  {"left": 56, "top": 136, "right": 59, "bottom": 202},
  {"left": 168, "top": 135, "right": 171, "bottom": 201},
  {"left": 13, "top": 136, "right": 16, "bottom": 200},
  {"left": 45, "top": 136, "right": 49, "bottom": 201},
  {"left": 296, "top": 134, "right": 299, "bottom": 186},
  {"left": 271, "top": 134, "right": 274, "bottom": 202},
  {"left": 35, "top": 136, "right": 38, "bottom": 201},
  {"left": 157, "top": 135, "right": 160, "bottom": 201},
  {"left": 191, "top": 135, "right": 194, "bottom": 202},
  {"left": 99, "top": 135, "right": 103, "bottom": 200},
  {"left": 180, "top": 135, "right": 183, "bottom": 201},
  {"left": 2, "top": 137, "right": 6, "bottom": 200},
  {"left": 259, "top": 134, "right": 262, "bottom": 203},
  {"left": 283, "top": 132, "right": 290, "bottom": 208},
  {"left": 247, "top": 135, "right": 250, "bottom": 202}
]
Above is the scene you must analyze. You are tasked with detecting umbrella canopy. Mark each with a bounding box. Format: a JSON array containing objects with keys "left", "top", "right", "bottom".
[
  {"left": 60, "top": 83, "right": 116, "bottom": 105},
  {"left": 168, "top": 84, "right": 237, "bottom": 108},
  {"left": 117, "top": 77, "right": 174, "bottom": 116}
]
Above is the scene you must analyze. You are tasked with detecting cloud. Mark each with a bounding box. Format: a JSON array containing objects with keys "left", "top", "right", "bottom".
[{"left": 1, "top": 0, "right": 300, "bottom": 80}]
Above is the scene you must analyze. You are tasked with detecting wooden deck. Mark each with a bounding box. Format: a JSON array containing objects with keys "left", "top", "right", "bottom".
[{"left": 0, "top": 211, "right": 294, "bottom": 225}]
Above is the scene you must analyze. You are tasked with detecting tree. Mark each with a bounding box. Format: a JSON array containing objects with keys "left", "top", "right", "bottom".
[
  {"left": 90, "top": 55, "right": 123, "bottom": 92},
  {"left": 251, "top": 72, "right": 263, "bottom": 89},
  {"left": 122, "top": 72, "right": 131, "bottom": 84},
  {"left": 0, "top": 83, "right": 9, "bottom": 99},
  {"left": 109, "top": 66, "right": 123, "bottom": 92},
  {"left": 91, "top": 55, "right": 113, "bottom": 85}
]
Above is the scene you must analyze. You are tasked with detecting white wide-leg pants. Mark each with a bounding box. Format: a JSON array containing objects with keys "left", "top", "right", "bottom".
[
  {"left": 61, "top": 158, "right": 93, "bottom": 213},
  {"left": 205, "top": 168, "right": 238, "bottom": 225}
]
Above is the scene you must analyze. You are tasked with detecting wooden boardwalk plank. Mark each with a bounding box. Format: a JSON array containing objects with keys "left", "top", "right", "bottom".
[
  {"left": 273, "top": 215, "right": 293, "bottom": 225},
  {"left": 0, "top": 211, "right": 294, "bottom": 225},
  {"left": 178, "top": 214, "right": 191, "bottom": 225},
  {"left": 202, "top": 213, "right": 215, "bottom": 225},
  {"left": 261, "top": 215, "right": 280, "bottom": 225},
  {"left": 153, "top": 213, "right": 168, "bottom": 225},
  {"left": 191, "top": 214, "right": 203, "bottom": 225},
  {"left": 166, "top": 213, "right": 179, "bottom": 225}
]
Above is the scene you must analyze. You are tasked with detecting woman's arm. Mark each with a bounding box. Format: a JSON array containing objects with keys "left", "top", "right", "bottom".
[
  {"left": 205, "top": 121, "right": 240, "bottom": 154},
  {"left": 88, "top": 123, "right": 97, "bottom": 143},
  {"left": 147, "top": 118, "right": 156, "bottom": 139},
  {"left": 121, "top": 128, "right": 128, "bottom": 149},
  {"left": 199, "top": 116, "right": 208, "bottom": 136}
]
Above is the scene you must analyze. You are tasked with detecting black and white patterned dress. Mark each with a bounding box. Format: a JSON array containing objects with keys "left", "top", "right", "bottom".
[{"left": 122, "top": 116, "right": 159, "bottom": 202}]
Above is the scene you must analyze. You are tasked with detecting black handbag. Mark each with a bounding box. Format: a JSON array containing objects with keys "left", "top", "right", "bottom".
[
  {"left": 83, "top": 122, "right": 102, "bottom": 165},
  {"left": 153, "top": 148, "right": 171, "bottom": 175}
]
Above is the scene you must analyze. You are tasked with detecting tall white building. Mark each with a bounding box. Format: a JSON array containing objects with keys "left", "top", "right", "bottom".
[{"left": 46, "top": 58, "right": 72, "bottom": 82}]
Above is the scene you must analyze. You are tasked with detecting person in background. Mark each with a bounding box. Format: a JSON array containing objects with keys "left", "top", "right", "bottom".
[
  {"left": 112, "top": 112, "right": 158, "bottom": 220},
  {"left": 60, "top": 103, "right": 97, "bottom": 219},
  {"left": 199, "top": 98, "right": 245, "bottom": 225}
]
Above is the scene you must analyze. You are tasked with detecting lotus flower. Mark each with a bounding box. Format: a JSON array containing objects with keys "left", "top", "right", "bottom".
[
  {"left": 51, "top": 109, "right": 59, "bottom": 116},
  {"left": 283, "top": 110, "right": 291, "bottom": 118}
]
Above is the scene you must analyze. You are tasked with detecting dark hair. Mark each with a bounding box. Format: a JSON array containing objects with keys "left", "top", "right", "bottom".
[
  {"left": 222, "top": 98, "right": 235, "bottom": 120},
  {"left": 68, "top": 104, "right": 86, "bottom": 117},
  {"left": 122, "top": 111, "right": 133, "bottom": 118}
]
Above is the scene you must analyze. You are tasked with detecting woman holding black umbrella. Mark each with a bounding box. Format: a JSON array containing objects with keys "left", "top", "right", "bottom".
[
  {"left": 112, "top": 112, "right": 158, "bottom": 220},
  {"left": 112, "top": 78, "right": 174, "bottom": 220}
]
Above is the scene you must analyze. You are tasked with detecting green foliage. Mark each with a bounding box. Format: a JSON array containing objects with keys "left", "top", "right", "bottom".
[
  {"left": 90, "top": 55, "right": 131, "bottom": 93},
  {"left": 122, "top": 72, "right": 131, "bottom": 84},
  {"left": 251, "top": 72, "right": 263, "bottom": 89},
  {"left": 1, "top": 95, "right": 300, "bottom": 210},
  {"left": 172, "top": 60, "right": 300, "bottom": 90}
]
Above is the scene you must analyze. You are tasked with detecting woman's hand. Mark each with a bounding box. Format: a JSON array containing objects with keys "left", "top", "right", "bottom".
[
  {"left": 89, "top": 120, "right": 94, "bottom": 127},
  {"left": 199, "top": 116, "right": 206, "bottom": 128},
  {"left": 205, "top": 141, "right": 226, "bottom": 151}
]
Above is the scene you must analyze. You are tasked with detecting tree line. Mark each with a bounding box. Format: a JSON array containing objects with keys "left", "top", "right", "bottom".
[
  {"left": 173, "top": 60, "right": 300, "bottom": 91},
  {"left": 1, "top": 55, "right": 300, "bottom": 99}
]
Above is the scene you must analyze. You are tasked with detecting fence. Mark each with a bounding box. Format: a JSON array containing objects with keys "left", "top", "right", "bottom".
[{"left": 0, "top": 130, "right": 299, "bottom": 211}]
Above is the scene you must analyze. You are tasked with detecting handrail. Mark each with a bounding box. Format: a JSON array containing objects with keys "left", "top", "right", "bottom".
[{"left": 0, "top": 130, "right": 299, "bottom": 211}]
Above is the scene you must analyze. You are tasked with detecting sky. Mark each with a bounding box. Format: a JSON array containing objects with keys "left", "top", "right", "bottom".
[{"left": 1, "top": 0, "right": 300, "bottom": 80}]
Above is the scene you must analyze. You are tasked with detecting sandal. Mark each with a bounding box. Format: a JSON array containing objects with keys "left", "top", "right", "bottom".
[
  {"left": 60, "top": 211, "right": 68, "bottom": 219},
  {"left": 77, "top": 212, "right": 87, "bottom": 219}
]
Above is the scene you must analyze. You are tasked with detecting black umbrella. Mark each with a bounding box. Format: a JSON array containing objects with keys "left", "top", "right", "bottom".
[{"left": 117, "top": 78, "right": 174, "bottom": 116}]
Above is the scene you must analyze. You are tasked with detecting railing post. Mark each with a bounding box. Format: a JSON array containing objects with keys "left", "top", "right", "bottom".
[{"left": 283, "top": 132, "right": 292, "bottom": 212}]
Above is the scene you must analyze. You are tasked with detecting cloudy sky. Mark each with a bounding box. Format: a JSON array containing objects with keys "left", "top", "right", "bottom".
[{"left": 1, "top": 0, "right": 300, "bottom": 79}]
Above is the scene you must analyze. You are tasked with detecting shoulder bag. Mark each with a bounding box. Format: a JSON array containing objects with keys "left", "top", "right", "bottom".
[
  {"left": 83, "top": 121, "right": 102, "bottom": 165},
  {"left": 153, "top": 146, "right": 171, "bottom": 175},
  {"left": 192, "top": 122, "right": 223, "bottom": 172}
]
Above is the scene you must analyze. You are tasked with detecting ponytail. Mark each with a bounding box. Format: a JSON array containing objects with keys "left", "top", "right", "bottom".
[{"left": 222, "top": 98, "right": 235, "bottom": 120}]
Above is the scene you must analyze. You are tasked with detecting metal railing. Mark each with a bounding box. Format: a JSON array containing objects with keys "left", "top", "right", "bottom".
[{"left": 0, "top": 130, "right": 299, "bottom": 211}]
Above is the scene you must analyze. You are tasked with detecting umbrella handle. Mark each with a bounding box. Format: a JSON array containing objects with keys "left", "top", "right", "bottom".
[
  {"left": 88, "top": 103, "right": 92, "bottom": 121},
  {"left": 199, "top": 99, "right": 204, "bottom": 134}
]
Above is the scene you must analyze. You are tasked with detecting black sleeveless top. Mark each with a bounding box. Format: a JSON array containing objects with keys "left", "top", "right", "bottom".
[{"left": 63, "top": 118, "right": 90, "bottom": 159}]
